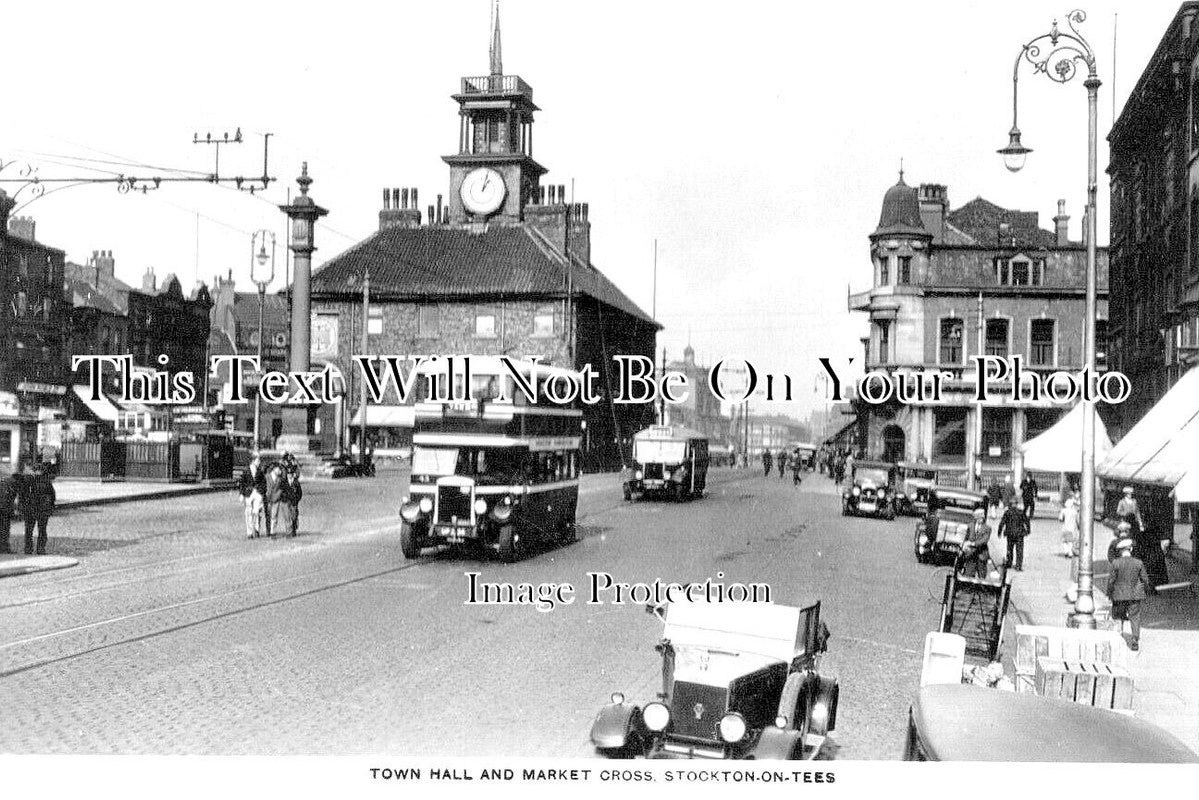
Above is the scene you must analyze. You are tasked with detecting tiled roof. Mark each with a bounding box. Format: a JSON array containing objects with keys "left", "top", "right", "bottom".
[
  {"left": 311, "top": 225, "right": 657, "bottom": 325},
  {"left": 873, "top": 177, "right": 927, "bottom": 238},
  {"left": 68, "top": 280, "right": 124, "bottom": 316},
  {"left": 946, "top": 197, "right": 1058, "bottom": 249},
  {"left": 232, "top": 292, "right": 289, "bottom": 328}
]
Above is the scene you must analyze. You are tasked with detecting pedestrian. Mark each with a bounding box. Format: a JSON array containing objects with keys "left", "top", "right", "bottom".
[
  {"left": 238, "top": 452, "right": 268, "bottom": 539},
  {"left": 958, "top": 507, "right": 992, "bottom": 579},
  {"left": 762, "top": 450, "right": 773, "bottom": 478},
  {"left": 0, "top": 462, "right": 21, "bottom": 554},
  {"left": 18, "top": 459, "right": 55, "bottom": 556},
  {"left": 998, "top": 499, "right": 1029, "bottom": 571},
  {"left": 1107, "top": 536, "right": 1149, "bottom": 651},
  {"left": 1059, "top": 491, "right": 1080, "bottom": 558},
  {"left": 776, "top": 449, "right": 787, "bottom": 478},
  {"left": 265, "top": 460, "right": 285, "bottom": 538},
  {"left": 791, "top": 453, "right": 803, "bottom": 487},
  {"left": 1020, "top": 474, "right": 1039, "bottom": 520},
  {"left": 1000, "top": 475, "right": 1017, "bottom": 513},
  {"left": 833, "top": 457, "right": 845, "bottom": 487},
  {"left": 985, "top": 480, "right": 1003, "bottom": 519},
  {"left": 282, "top": 468, "right": 303, "bottom": 536}
]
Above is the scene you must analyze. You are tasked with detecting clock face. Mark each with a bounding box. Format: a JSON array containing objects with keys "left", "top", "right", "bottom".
[{"left": 460, "top": 167, "right": 506, "bottom": 215}]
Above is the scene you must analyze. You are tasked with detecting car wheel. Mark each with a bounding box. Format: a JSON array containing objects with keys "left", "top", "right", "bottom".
[
  {"left": 400, "top": 522, "right": 423, "bottom": 560},
  {"left": 623, "top": 485, "right": 632, "bottom": 501},
  {"left": 557, "top": 518, "right": 577, "bottom": 546},
  {"left": 596, "top": 729, "right": 643, "bottom": 759},
  {"left": 497, "top": 524, "right": 521, "bottom": 563}
]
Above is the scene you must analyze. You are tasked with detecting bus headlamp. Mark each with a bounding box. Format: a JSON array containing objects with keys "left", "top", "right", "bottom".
[
  {"left": 634, "top": 470, "right": 643, "bottom": 480},
  {"left": 473, "top": 499, "right": 487, "bottom": 515},
  {"left": 490, "top": 498, "right": 514, "bottom": 522},
  {"left": 852, "top": 486, "right": 861, "bottom": 496},
  {"left": 418, "top": 497, "right": 433, "bottom": 513}
]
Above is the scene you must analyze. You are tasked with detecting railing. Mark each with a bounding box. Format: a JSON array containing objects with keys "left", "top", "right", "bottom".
[{"left": 460, "top": 75, "right": 533, "bottom": 98}]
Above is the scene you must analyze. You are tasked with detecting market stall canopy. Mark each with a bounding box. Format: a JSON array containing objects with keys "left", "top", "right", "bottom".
[
  {"left": 348, "top": 405, "right": 415, "bottom": 428},
  {"left": 71, "top": 385, "right": 120, "bottom": 422},
  {"left": 1019, "top": 403, "right": 1112, "bottom": 472},
  {"left": 1098, "top": 366, "right": 1199, "bottom": 489}
]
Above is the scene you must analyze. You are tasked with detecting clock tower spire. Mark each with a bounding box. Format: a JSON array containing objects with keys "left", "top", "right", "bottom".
[{"left": 443, "top": 4, "right": 545, "bottom": 225}]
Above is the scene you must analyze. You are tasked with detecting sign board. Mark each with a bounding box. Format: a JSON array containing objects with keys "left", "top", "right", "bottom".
[
  {"left": 311, "top": 313, "right": 339, "bottom": 359},
  {"left": 0, "top": 391, "right": 18, "bottom": 418},
  {"left": 17, "top": 381, "right": 67, "bottom": 396},
  {"left": 988, "top": 446, "right": 1002, "bottom": 457}
]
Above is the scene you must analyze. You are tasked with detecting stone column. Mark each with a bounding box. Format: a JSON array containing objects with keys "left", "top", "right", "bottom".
[{"left": 276, "top": 163, "right": 328, "bottom": 453}]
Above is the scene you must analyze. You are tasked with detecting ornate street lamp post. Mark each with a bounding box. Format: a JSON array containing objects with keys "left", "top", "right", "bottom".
[
  {"left": 999, "top": 9, "right": 1100, "bottom": 629},
  {"left": 250, "top": 230, "right": 276, "bottom": 450}
]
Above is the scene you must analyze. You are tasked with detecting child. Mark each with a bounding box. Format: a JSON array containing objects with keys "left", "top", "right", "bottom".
[{"left": 1059, "top": 492, "right": 1080, "bottom": 557}]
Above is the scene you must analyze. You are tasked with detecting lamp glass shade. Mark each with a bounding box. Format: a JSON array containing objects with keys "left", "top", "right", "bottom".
[
  {"left": 998, "top": 128, "right": 1031, "bottom": 173},
  {"left": 251, "top": 240, "right": 274, "bottom": 285}
]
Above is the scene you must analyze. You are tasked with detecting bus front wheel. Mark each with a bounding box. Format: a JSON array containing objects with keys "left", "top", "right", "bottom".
[{"left": 400, "top": 522, "right": 425, "bottom": 559}]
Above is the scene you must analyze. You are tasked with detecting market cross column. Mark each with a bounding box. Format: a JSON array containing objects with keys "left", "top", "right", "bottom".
[{"left": 276, "top": 162, "right": 328, "bottom": 453}]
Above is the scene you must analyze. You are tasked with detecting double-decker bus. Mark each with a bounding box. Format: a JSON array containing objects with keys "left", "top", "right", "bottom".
[{"left": 398, "top": 356, "right": 583, "bottom": 562}]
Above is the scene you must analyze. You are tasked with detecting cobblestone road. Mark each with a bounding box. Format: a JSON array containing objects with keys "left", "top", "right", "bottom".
[{"left": 0, "top": 469, "right": 935, "bottom": 757}]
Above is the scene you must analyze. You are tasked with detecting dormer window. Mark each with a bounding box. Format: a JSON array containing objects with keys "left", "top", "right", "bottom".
[{"left": 995, "top": 255, "right": 1044, "bottom": 286}]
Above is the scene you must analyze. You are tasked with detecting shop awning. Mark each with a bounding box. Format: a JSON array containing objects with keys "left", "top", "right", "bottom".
[
  {"left": 1020, "top": 403, "right": 1112, "bottom": 473},
  {"left": 348, "top": 405, "right": 415, "bottom": 428},
  {"left": 72, "top": 385, "right": 120, "bottom": 422},
  {"left": 1097, "top": 366, "right": 1199, "bottom": 489}
]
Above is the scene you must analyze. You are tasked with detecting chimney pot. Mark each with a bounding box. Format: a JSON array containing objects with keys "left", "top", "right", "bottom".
[
  {"left": 383, "top": 189, "right": 390, "bottom": 210},
  {"left": 401, "top": 188, "right": 409, "bottom": 209},
  {"left": 558, "top": 185, "right": 566, "bottom": 203},
  {"left": 427, "top": 205, "right": 435, "bottom": 224},
  {"left": 412, "top": 188, "right": 419, "bottom": 208}
]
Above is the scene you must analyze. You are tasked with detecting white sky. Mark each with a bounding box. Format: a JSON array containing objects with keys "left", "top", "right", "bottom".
[{"left": 0, "top": 0, "right": 1182, "bottom": 420}]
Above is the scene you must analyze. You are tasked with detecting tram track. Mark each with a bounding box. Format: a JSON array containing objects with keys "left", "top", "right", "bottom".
[{"left": 0, "top": 469, "right": 756, "bottom": 679}]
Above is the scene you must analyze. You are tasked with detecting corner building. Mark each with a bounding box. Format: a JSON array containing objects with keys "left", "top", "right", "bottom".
[
  {"left": 309, "top": 24, "right": 658, "bottom": 470},
  {"left": 848, "top": 175, "right": 1109, "bottom": 486}
]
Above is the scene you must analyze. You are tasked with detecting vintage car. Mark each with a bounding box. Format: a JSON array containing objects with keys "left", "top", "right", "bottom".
[
  {"left": 791, "top": 443, "right": 818, "bottom": 472},
  {"left": 589, "top": 599, "right": 839, "bottom": 760},
  {"left": 841, "top": 459, "right": 898, "bottom": 519},
  {"left": 904, "top": 684, "right": 1198, "bottom": 762},
  {"left": 894, "top": 462, "right": 938, "bottom": 516},
  {"left": 913, "top": 487, "right": 988, "bottom": 565}
]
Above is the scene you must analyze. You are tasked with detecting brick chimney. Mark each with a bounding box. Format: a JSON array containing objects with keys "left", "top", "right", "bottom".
[
  {"left": 1053, "top": 199, "right": 1071, "bottom": 246},
  {"left": 7, "top": 215, "right": 36, "bottom": 242},
  {"left": 142, "top": 266, "right": 157, "bottom": 294},
  {"left": 89, "top": 249, "right": 116, "bottom": 281},
  {"left": 917, "top": 184, "right": 948, "bottom": 242},
  {"left": 526, "top": 185, "right": 590, "bottom": 265},
  {"left": 378, "top": 187, "right": 422, "bottom": 230}
]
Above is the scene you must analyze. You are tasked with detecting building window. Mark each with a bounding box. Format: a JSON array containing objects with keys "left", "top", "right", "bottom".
[
  {"left": 418, "top": 305, "right": 440, "bottom": 337},
  {"left": 0, "top": 430, "right": 11, "bottom": 463},
  {"left": 898, "top": 256, "right": 912, "bottom": 284},
  {"left": 995, "top": 256, "right": 1043, "bottom": 286},
  {"left": 981, "top": 408, "right": 1013, "bottom": 461},
  {"left": 42, "top": 297, "right": 51, "bottom": 320},
  {"left": 532, "top": 306, "right": 555, "bottom": 337},
  {"left": 878, "top": 256, "right": 889, "bottom": 286},
  {"left": 1191, "top": 197, "right": 1199, "bottom": 274},
  {"left": 877, "top": 321, "right": 890, "bottom": 363},
  {"left": 15, "top": 290, "right": 27, "bottom": 318},
  {"left": 933, "top": 406, "right": 968, "bottom": 461},
  {"left": 939, "top": 317, "right": 963, "bottom": 364},
  {"left": 985, "top": 318, "right": 1009, "bottom": 357},
  {"left": 367, "top": 307, "right": 383, "bottom": 335},
  {"left": 475, "top": 310, "right": 497, "bottom": 338},
  {"left": 1030, "top": 319, "right": 1055, "bottom": 366}
]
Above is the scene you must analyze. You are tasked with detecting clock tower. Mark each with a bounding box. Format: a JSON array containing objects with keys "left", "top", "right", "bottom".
[{"left": 443, "top": 3, "right": 546, "bottom": 224}]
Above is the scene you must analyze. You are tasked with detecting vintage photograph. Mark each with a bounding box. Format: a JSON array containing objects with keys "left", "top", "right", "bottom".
[{"left": 2, "top": 0, "right": 1198, "bottom": 787}]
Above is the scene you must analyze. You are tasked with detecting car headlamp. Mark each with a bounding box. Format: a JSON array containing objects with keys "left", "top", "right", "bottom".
[
  {"left": 852, "top": 486, "right": 861, "bottom": 496},
  {"left": 418, "top": 497, "right": 433, "bottom": 513},
  {"left": 643, "top": 701, "right": 670, "bottom": 732},
  {"left": 718, "top": 712, "right": 747, "bottom": 743},
  {"left": 473, "top": 499, "right": 487, "bottom": 515},
  {"left": 634, "top": 470, "right": 643, "bottom": 480},
  {"left": 774, "top": 715, "right": 788, "bottom": 729}
]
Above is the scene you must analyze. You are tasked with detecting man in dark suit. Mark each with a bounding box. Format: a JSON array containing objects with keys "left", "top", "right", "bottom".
[
  {"left": 1108, "top": 537, "right": 1149, "bottom": 651},
  {"left": 1020, "top": 475, "right": 1039, "bottom": 520},
  {"left": 999, "top": 500, "right": 1030, "bottom": 571},
  {"left": 18, "top": 460, "right": 56, "bottom": 555}
]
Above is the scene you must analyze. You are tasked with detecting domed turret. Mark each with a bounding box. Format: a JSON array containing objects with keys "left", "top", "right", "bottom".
[{"left": 872, "top": 174, "right": 927, "bottom": 238}]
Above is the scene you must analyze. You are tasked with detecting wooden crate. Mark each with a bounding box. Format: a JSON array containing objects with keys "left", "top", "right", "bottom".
[
  {"left": 1034, "top": 658, "right": 1133, "bottom": 710},
  {"left": 1015, "top": 625, "right": 1128, "bottom": 676}
]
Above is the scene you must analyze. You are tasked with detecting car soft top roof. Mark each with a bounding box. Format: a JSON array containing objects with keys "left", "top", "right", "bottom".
[
  {"left": 664, "top": 599, "right": 812, "bottom": 663},
  {"left": 931, "top": 486, "right": 987, "bottom": 501},
  {"left": 913, "top": 685, "right": 1198, "bottom": 762}
]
